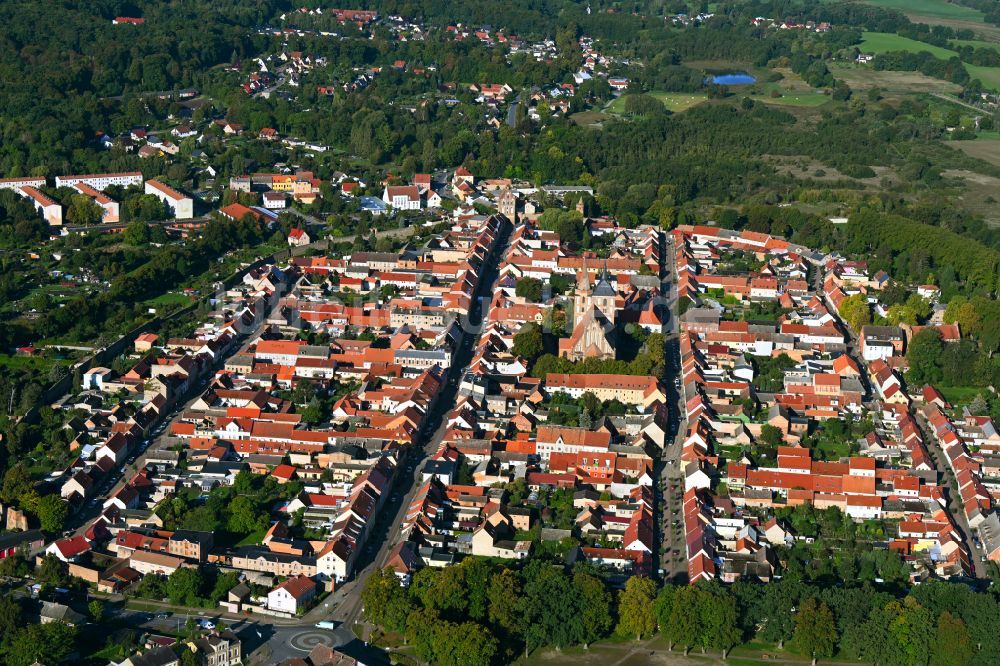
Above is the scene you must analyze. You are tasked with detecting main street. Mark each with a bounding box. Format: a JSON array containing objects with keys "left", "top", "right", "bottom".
[
  {"left": 658, "top": 231, "right": 688, "bottom": 582},
  {"left": 267, "top": 216, "right": 514, "bottom": 651},
  {"left": 68, "top": 281, "right": 288, "bottom": 538}
]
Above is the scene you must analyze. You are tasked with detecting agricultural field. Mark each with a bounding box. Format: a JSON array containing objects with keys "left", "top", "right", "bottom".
[
  {"left": 860, "top": 32, "right": 1000, "bottom": 88},
  {"left": 948, "top": 139, "right": 1000, "bottom": 167},
  {"left": 942, "top": 168, "right": 1000, "bottom": 226},
  {"left": 829, "top": 63, "right": 963, "bottom": 94}
]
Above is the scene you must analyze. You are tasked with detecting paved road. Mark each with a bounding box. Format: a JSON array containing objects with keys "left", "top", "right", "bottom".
[
  {"left": 914, "top": 411, "right": 988, "bottom": 578},
  {"left": 291, "top": 216, "right": 513, "bottom": 637},
  {"left": 658, "top": 232, "right": 688, "bottom": 582},
  {"left": 68, "top": 282, "right": 289, "bottom": 536}
]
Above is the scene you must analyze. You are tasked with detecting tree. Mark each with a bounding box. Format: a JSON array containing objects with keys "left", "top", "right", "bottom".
[
  {"left": 166, "top": 566, "right": 204, "bottom": 606},
  {"left": 1, "top": 464, "right": 33, "bottom": 504},
  {"left": 944, "top": 297, "right": 981, "bottom": 337},
  {"left": 701, "top": 592, "right": 742, "bottom": 658},
  {"left": 760, "top": 424, "right": 784, "bottom": 447},
  {"left": 34, "top": 554, "right": 67, "bottom": 586},
  {"left": 180, "top": 648, "right": 198, "bottom": 666},
  {"left": 515, "top": 277, "right": 544, "bottom": 303},
  {"left": 226, "top": 496, "right": 266, "bottom": 534},
  {"left": 123, "top": 221, "right": 152, "bottom": 245},
  {"left": 36, "top": 494, "right": 68, "bottom": 532},
  {"left": 667, "top": 585, "right": 703, "bottom": 655},
  {"left": 931, "top": 611, "right": 973, "bottom": 666},
  {"left": 487, "top": 567, "right": 524, "bottom": 638},
  {"left": 88, "top": 599, "right": 105, "bottom": 622},
  {"left": 616, "top": 576, "right": 657, "bottom": 640},
  {"left": 521, "top": 561, "right": 585, "bottom": 652},
  {"left": 65, "top": 194, "right": 103, "bottom": 226},
  {"left": 362, "top": 567, "right": 413, "bottom": 633},
  {"left": 574, "top": 571, "right": 613, "bottom": 647},
  {"left": 459, "top": 557, "right": 493, "bottom": 622},
  {"left": 433, "top": 621, "right": 498, "bottom": 666},
  {"left": 512, "top": 323, "right": 545, "bottom": 366},
  {"left": 0, "top": 595, "right": 24, "bottom": 644},
  {"left": 5, "top": 621, "right": 78, "bottom": 666},
  {"left": 409, "top": 566, "right": 467, "bottom": 618},
  {"left": 906, "top": 328, "right": 943, "bottom": 385},
  {"left": 405, "top": 607, "right": 441, "bottom": 664},
  {"left": 653, "top": 585, "right": 676, "bottom": 642},
  {"left": 838, "top": 294, "right": 871, "bottom": 333},
  {"left": 791, "top": 597, "right": 838, "bottom": 666}
]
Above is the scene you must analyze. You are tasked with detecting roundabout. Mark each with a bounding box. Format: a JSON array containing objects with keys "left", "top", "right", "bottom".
[{"left": 289, "top": 630, "right": 336, "bottom": 652}]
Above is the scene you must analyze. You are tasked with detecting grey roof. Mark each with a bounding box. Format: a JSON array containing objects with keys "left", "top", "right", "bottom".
[
  {"left": 0, "top": 529, "right": 45, "bottom": 551},
  {"left": 126, "top": 646, "right": 179, "bottom": 666}
]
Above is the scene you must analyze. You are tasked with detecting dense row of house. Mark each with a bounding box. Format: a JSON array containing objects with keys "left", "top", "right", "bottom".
[{"left": 673, "top": 224, "right": 973, "bottom": 581}]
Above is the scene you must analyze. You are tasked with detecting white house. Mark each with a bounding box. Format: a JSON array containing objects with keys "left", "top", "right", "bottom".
[
  {"left": 145, "top": 179, "right": 193, "bottom": 219},
  {"left": 266, "top": 575, "right": 317, "bottom": 614},
  {"left": 82, "top": 367, "right": 113, "bottom": 391},
  {"left": 382, "top": 185, "right": 421, "bottom": 210},
  {"left": 263, "top": 191, "right": 287, "bottom": 210},
  {"left": 55, "top": 172, "right": 143, "bottom": 191}
]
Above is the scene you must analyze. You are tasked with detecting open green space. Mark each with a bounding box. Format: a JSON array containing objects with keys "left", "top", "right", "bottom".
[
  {"left": 750, "top": 90, "right": 830, "bottom": 107},
  {"left": 862, "top": 0, "right": 986, "bottom": 23},
  {"left": 965, "top": 63, "right": 1000, "bottom": 88},
  {"left": 860, "top": 31, "right": 959, "bottom": 58},
  {"left": 860, "top": 32, "right": 1000, "bottom": 88},
  {"left": 937, "top": 385, "right": 988, "bottom": 405},
  {"left": 607, "top": 92, "right": 709, "bottom": 113},
  {"left": 951, "top": 38, "right": 1000, "bottom": 51},
  {"left": 830, "top": 62, "right": 963, "bottom": 93}
]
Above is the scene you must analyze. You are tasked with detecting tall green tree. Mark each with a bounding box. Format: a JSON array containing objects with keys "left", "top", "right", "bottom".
[
  {"left": 574, "top": 571, "right": 613, "bottom": 648},
  {"left": 617, "top": 576, "right": 658, "bottom": 640},
  {"left": 792, "top": 597, "right": 838, "bottom": 666}
]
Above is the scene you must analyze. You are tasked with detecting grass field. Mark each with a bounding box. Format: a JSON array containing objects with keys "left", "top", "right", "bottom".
[
  {"left": 830, "top": 63, "right": 963, "bottom": 93},
  {"left": 937, "top": 385, "right": 988, "bottom": 405},
  {"left": 863, "top": 0, "right": 985, "bottom": 22},
  {"left": 751, "top": 91, "right": 830, "bottom": 106},
  {"left": 965, "top": 63, "right": 1000, "bottom": 88},
  {"left": 607, "top": 92, "right": 709, "bottom": 113},
  {"left": 861, "top": 31, "right": 959, "bottom": 58},
  {"left": 951, "top": 38, "right": 1000, "bottom": 51},
  {"left": 860, "top": 32, "right": 1000, "bottom": 88},
  {"left": 949, "top": 139, "right": 1000, "bottom": 166}
]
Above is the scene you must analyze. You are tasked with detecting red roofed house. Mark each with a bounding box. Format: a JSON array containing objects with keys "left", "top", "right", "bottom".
[
  {"left": 287, "top": 228, "right": 311, "bottom": 247},
  {"left": 266, "top": 575, "right": 318, "bottom": 614}
]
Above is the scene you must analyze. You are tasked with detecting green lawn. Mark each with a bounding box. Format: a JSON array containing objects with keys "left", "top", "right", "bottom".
[
  {"left": 862, "top": 0, "right": 985, "bottom": 22},
  {"left": 937, "top": 385, "right": 987, "bottom": 405},
  {"left": 951, "top": 38, "right": 1000, "bottom": 51},
  {"left": 965, "top": 63, "right": 1000, "bottom": 89},
  {"left": 146, "top": 291, "right": 195, "bottom": 309},
  {"left": 861, "top": 31, "right": 958, "bottom": 58},
  {"left": 752, "top": 91, "right": 830, "bottom": 107},
  {"left": 861, "top": 32, "right": 1000, "bottom": 89},
  {"left": 607, "top": 92, "right": 708, "bottom": 113}
]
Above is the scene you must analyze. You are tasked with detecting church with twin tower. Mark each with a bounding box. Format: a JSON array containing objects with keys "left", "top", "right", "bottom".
[{"left": 559, "top": 257, "right": 618, "bottom": 361}]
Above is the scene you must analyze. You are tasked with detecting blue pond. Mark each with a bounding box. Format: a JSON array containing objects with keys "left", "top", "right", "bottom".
[{"left": 707, "top": 73, "right": 757, "bottom": 85}]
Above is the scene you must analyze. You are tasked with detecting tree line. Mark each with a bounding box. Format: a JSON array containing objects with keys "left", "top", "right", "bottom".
[{"left": 361, "top": 557, "right": 1000, "bottom": 665}]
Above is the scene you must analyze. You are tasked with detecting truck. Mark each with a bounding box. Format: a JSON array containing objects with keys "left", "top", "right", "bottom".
[{"left": 315, "top": 621, "right": 336, "bottom": 630}]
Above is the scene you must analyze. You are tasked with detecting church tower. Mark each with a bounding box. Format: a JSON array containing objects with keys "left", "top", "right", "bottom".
[{"left": 573, "top": 256, "right": 593, "bottom": 328}]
